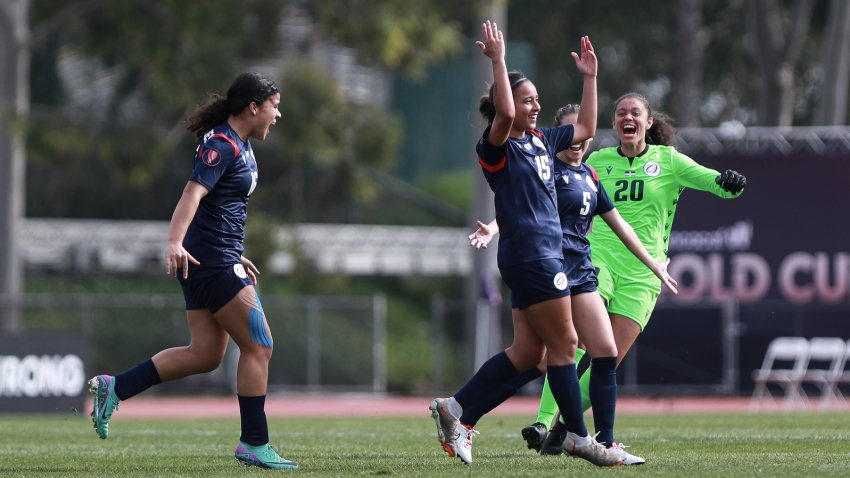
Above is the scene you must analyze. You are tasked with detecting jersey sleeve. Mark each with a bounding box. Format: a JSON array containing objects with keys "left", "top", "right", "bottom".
[
  {"left": 190, "top": 136, "right": 239, "bottom": 191},
  {"left": 540, "top": 124, "right": 575, "bottom": 154},
  {"left": 670, "top": 149, "right": 741, "bottom": 198},
  {"left": 587, "top": 164, "right": 615, "bottom": 215},
  {"left": 476, "top": 125, "right": 508, "bottom": 171}
]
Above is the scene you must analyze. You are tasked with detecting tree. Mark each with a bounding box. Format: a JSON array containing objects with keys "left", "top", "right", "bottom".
[
  {"left": 0, "top": 0, "right": 29, "bottom": 332},
  {"left": 670, "top": 0, "right": 707, "bottom": 127},
  {"left": 748, "top": 0, "right": 817, "bottom": 126},
  {"left": 814, "top": 0, "right": 850, "bottom": 125}
]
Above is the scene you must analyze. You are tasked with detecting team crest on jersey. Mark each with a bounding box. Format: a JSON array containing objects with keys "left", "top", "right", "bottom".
[
  {"left": 553, "top": 272, "right": 568, "bottom": 291},
  {"left": 531, "top": 136, "right": 544, "bottom": 149},
  {"left": 202, "top": 148, "right": 222, "bottom": 167},
  {"left": 584, "top": 175, "right": 598, "bottom": 192},
  {"left": 643, "top": 161, "right": 661, "bottom": 177}
]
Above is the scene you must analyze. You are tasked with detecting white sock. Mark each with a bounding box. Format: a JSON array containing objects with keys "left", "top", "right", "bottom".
[{"left": 447, "top": 397, "right": 463, "bottom": 419}]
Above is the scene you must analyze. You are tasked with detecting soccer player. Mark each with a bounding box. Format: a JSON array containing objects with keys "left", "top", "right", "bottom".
[
  {"left": 87, "top": 72, "right": 298, "bottom": 470},
  {"left": 430, "top": 21, "right": 625, "bottom": 467},
  {"left": 524, "top": 93, "right": 746, "bottom": 457},
  {"left": 467, "top": 104, "right": 677, "bottom": 465}
]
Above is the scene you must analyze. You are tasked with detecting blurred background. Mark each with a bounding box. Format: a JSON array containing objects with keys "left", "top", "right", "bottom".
[{"left": 1, "top": 0, "right": 850, "bottom": 411}]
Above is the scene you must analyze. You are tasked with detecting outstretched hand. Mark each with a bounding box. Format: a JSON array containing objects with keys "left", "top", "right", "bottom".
[
  {"left": 715, "top": 169, "right": 746, "bottom": 194},
  {"left": 571, "top": 36, "right": 597, "bottom": 78},
  {"left": 469, "top": 221, "right": 496, "bottom": 249},
  {"left": 475, "top": 20, "right": 505, "bottom": 62},
  {"left": 654, "top": 258, "right": 679, "bottom": 295}
]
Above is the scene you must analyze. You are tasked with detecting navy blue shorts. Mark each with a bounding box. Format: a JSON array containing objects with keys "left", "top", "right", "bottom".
[
  {"left": 177, "top": 263, "right": 253, "bottom": 314},
  {"left": 563, "top": 251, "right": 598, "bottom": 296},
  {"left": 501, "top": 258, "right": 570, "bottom": 310}
]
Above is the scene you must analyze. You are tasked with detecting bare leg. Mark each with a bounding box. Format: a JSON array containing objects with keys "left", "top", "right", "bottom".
[
  {"left": 504, "top": 308, "right": 546, "bottom": 371},
  {"left": 211, "top": 286, "right": 273, "bottom": 396},
  {"left": 609, "top": 313, "right": 641, "bottom": 366},
  {"left": 571, "top": 291, "right": 617, "bottom": 359},
  {"left": 523, "top": 296, "right": 577, "bottom": 366},
  {"left": 151, "top": 308, "right": 229, "bottom": 381}
]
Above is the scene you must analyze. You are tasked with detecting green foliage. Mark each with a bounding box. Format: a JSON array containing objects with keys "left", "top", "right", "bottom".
[
  {"left": 416, "top": 170, "right": 472, "bottom": 211},
  {"left": 2, "top": 414, "right": 850, "bottom": 476},
  {"left": 313, "top": 0, "right": 463, "bottom": 79},
  {"left": 249, "top": 63, "right": 404, "bottom": 222}
]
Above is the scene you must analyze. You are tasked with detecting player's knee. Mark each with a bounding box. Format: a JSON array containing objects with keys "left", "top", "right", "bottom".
[
  {"left": 506, "top": 345, "right": 545, "bottom": 371},
  {"left": 197, "top": 354, "right": 225, "bottom": 373}
]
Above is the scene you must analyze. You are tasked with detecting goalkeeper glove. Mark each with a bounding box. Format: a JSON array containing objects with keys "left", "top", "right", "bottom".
[{"left": 715, "top": 169, "right": 746, "bottom": 194}]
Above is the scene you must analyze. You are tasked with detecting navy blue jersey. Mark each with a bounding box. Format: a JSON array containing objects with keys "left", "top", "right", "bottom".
[
  {"left": 553, "top": 160, "right": 614, "bottom": 261},
  {"left": 183, "top": 122, "right": 258, "bottom": 266},
  {"left": 476, "top": 124, "right": 575, "bottom": 267}
]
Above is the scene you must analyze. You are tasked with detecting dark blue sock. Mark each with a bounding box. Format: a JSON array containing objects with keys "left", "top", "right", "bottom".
[
  {"left": 460, "top": 367, "right": 542, "bottom": 427},
  {"left": 589, "top": 356, "right": 618, "bottom": 446},
  {"left": 238, "top": 394, "right": 269, "bottom": 446},
  {"left": 114, "top": 358, "right": 162, "bottom": 401},
  {"left": 453, "top": 351, "right": 519, "bottom": 410},
  {"left": 547, "top": 364, "right": 587, "bottom": 437}
]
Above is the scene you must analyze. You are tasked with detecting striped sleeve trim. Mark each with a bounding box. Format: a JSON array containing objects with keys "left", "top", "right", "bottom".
[{"left": 479, "top": 156, "right": 507, "bottom": 172}]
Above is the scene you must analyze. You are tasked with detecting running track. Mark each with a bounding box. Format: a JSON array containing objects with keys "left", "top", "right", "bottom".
[{"left": 84, "top": 395, "right": 824, "bottom": 419}]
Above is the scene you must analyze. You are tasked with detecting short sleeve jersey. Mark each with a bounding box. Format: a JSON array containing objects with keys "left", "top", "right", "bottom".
[
  {"left": 182, "top": 122, "right": 259, "bottom": 267},
  {"left": 553, "top": 160, "right": 614, "bottom": 261},
  {"left": 476, "top": 124, "right": 575, "bottom": 267},
  {"left": 586, "top": 144, "right": 741, "bottom": 279}
]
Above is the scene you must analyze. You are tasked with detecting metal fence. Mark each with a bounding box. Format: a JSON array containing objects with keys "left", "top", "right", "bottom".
[{"left": 0, "top": 293, "right": 387, "bottom": 394}]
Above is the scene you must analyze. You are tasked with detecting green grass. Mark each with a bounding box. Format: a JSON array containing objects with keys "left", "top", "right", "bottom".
[{"left": 1, "top": 413, "right": 849, "bottom": 477}]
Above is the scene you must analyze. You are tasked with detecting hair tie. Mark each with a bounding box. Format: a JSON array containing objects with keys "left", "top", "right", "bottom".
[{"left": 510, "top": 77, "right": 528, "bottom": 88}]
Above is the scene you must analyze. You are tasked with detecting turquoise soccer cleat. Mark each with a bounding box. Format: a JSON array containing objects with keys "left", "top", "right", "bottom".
[
  {"left": 235, "top": 442, "right": 299, "bottom": 470},
  {"left": 89, "top": 375, "right": 120, "bottom": 439}
]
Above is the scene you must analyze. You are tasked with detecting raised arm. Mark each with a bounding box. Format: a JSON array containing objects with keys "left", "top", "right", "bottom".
[
  {"left": 572, "top": 36, "right": 597, "bottom": 144},
  {"left": 599, "top": 208, "right": 678, "bottom": 294},
  {"left": 476, "top": 21, "right": 513, "bottom": 146}
]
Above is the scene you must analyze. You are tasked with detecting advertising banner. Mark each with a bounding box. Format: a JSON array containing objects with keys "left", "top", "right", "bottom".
[
  {"left": 0, "top": 335, "right": 87, "bottom": 413},
  {"left": 653, "top": 152, "right": 850, "bottom": 391}
]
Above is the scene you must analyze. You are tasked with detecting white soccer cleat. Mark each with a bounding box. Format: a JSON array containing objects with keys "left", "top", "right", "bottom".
[
  {"left": 608, "top": 442, "right": 645, "bottom": 465},
  {"left": 456, "top": 423, "right": 479, "bottom": 464},
  {"left": 429, "top": 398, "right": 460, "bottom": 457},
  {"left": 562, "top": 432, "right": 623, "bottom": 467}
]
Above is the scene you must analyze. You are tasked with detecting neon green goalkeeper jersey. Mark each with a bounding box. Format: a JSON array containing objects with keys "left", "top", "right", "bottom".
[{"left": 586, "top": 145, "right": 741, "bottom": 280}]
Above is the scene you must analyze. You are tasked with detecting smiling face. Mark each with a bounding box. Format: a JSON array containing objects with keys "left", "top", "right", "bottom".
[
  {"left": 613, "top": 96, "right": 653, "bottom": 149},
  {"left": 512, "top": 81, "right": 540, "bottom": 132},
  {"left": 557, "top": 113, "right": 591, "bottom": 162},
  {"left": 249, "top": 92, "right": 281, "bottom": 141}
]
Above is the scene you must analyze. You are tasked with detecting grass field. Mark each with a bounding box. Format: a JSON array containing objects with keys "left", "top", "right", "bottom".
[{"left": 1, "top": 412, "right": 849, "bottom": 477}]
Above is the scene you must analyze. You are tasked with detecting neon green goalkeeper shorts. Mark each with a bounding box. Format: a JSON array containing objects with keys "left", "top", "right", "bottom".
[{"left": 595, "top": 262, "right": 661, "bottom": 332}]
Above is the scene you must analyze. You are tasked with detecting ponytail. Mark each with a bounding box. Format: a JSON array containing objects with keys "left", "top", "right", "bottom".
[
  {"left": 479, "top": 70, "right": 528, "bottom": 125},
  {"left": 184, "top": 71, "right": 280, "bottom": 141}
]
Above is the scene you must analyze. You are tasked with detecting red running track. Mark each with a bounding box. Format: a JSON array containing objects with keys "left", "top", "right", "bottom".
[{"left": 83, "top": 395, "right": 785, "bottom": 419}]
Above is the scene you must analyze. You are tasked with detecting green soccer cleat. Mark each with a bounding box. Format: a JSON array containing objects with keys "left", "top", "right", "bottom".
[
  {"left": 89, "top": 375, "right": 120, "bottom": 439},
  {"left": 235, "top": 442, "right": 299, "bottom": 470}
]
